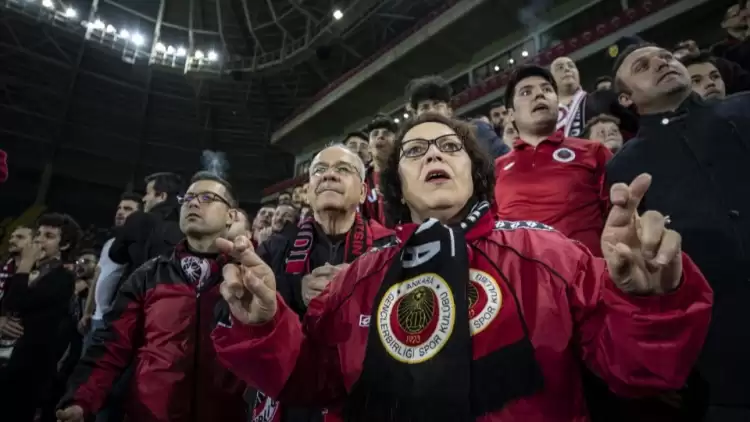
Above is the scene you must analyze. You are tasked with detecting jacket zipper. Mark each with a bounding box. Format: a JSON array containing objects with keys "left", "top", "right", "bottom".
[{"left": 192, "top": 290, "right": 201, "bottom": 422}]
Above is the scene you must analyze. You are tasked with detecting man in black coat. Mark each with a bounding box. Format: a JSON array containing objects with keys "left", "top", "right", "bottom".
[
  {"left": 109, "top": 172, "right": 184, "bottom": 276},
  {"left": 608, "top": 43, "right": 750, "bottom": 422}
]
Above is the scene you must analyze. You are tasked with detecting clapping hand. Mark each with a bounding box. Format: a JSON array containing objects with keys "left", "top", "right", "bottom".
[
  {"left": 601, "top": 173, "right": 683, "bottom": 295},
  {"left": 216, "top": 236, "right": 277, "bottom": 325},
  {"left": 301, "top": 263, "right": 349, "bottom": 306}
]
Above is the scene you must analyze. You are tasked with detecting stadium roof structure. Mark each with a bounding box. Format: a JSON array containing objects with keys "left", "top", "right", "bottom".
[{"left": 0, "top": 0, "right": 445, "bottom": 205}]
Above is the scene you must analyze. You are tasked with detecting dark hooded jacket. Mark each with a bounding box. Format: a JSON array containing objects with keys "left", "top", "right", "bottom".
[{"left": 109, "top": 199, "right": 182, "bottom": 278}]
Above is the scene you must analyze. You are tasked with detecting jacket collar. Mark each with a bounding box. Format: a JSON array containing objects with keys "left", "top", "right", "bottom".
[
  {"left": 513, "top": 129, "right": 565, "bottom": 149},
  {"left": 638, "top": 92, "right": 706, "bottom": 130},
  {"left": 150, "top": 199, "right": 180, "bottom": 221}
]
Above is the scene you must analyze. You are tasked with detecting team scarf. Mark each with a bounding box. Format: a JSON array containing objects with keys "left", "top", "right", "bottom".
[
  {"left": 557, "top": 88, "right": 587, "bottom": 137},
  {"left": 285, "top": 213, "right": 371, "bottom": 275},
  {"left": 363, "top": 166, "right": 389, "bottom": 227},
  {"left": 345, "top": 201, "right": 544, "bottom": 422},
  {"left": 174, "top": 240, "right": 228, "bottom": 291},
  {"left": 0, "top": 258, "right": 16, "bottom": 304}
]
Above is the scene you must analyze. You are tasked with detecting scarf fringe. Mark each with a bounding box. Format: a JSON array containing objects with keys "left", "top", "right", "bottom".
[{"left": 344, "top": 380, "right": 472, "bottom": 422}]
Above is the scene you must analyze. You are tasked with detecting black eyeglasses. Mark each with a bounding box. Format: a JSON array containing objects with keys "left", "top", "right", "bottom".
[
  {"left": 400, "top": 134, "right": 465, "bottom": 159},
  {"left": 178, "top": 192, "right": 232, "bottom": 207}
]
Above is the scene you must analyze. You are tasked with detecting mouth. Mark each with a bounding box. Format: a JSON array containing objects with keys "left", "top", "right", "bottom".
[
  {"left": 186, "top": 213, "right": 201, "bottom": 219},
  {"left": 704, "top": 89, "right": 721, "bottom": 97},
  {"left": 316, "top": 185, "right": 343, "bottom": 194},
  {"left": 657, "top": 70, "right": 680, "bottom": 83},
  {"left": 532, "top": 103, "right": 550, "bottom": 113},
  {"left": 424, "top": 169, "right": 451, "bottom": 183}
]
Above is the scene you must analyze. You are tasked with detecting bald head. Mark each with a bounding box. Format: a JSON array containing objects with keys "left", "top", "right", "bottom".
[
  {"left": 311, "top": 144, "right": 366, "bottom": 180},
  {"left": 550, "top": 56, "right": 580, "bottom": 95}
]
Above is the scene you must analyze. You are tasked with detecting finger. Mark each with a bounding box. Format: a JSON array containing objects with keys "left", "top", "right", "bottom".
[
  {"left": 215, "top": 237, "right": 235, "bottom": 254},
  {"left": 606, "top": 173, "right": 652, "bottom": 228},
  {"left": 604, "top": 242, "right": 633, "bottom": 278},
  {"left": 652, "top": 230, "right": 682, "bottom": 266},
  {"left": 309, "top": 277, "right": 330, "bottom": 290},
  {"left": 244, "top": 272, "right": 276, "bottom": 305},
  {"left": 638, "top": 210, "right": 666, "bottom": 260},
  {"left": 221, "top": 265, "right": 246, "bottom": 299}
]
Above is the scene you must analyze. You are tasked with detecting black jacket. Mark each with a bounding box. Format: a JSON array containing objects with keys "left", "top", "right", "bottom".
[
  {"left": 109, "top": 200, "right": 182, "bottom": 278},
  {"left": 584, "top": 89, "right": 640, "bottom": 137},
  {"left": 606, "top": 93, "right": 750, "bottom": 409}
]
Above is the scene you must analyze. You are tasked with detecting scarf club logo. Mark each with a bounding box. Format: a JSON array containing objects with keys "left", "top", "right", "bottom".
[
  {"left": 468, "top": 270, "right": 502, "bottom": 335},
  {"left": 376, "top": 272, "right": 455, "bottom": 364}
]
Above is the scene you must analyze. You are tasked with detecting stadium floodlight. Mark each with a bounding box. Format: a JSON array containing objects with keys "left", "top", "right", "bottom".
[
  {"left": 131, "top": 33, "right": 145, "bottom": 46},
  {"left": 166, "top": 45, "right": 175, "bottom": 54},
  {"left": 119, "top": 29, "right": 130, "bottom": 39},
  {"left": 64, "top": 7, "right": 77, "bottom": 18},
  {"left": 194, "top": 50, "right": 204, "bottom": 59},
  {"left": 508, "top": 58, "right": 515, "bottom": 64},
  {"left": 176, "top": 47, "right": 187, "bottom": 57},
  {"left": 207, "top": 50, "right": 219, "bottom": 61},
  {"left": 42, "top": 0, "right": 54, "bottom": 9},
  {"left": 154, "top": 42, "right": 166, "bottom": 52},
  {"left": 521, "top": 50, "right": 529, "bottom": 57},
  {"left": 403, "top": 113, "right": 409, "bottom": 119},
  {"left": 494, "top": 65, "right": 500, "bottom": 72},
  {"left": 105, "top": 24, "right": 116, "bottom": 33},
  {"left": 333, "top": 9, "right": 343, "bottom": 20},
  {"left": 394, "top": 118, "right": 400, "bottom": 123}
]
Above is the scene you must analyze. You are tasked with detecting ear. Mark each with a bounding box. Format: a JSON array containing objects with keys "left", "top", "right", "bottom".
[
  {"left": 227, "top": 208, "right": 238, "bottom": 227},
  {"left": 157, "top": 192, "right": 168, "bottom": 201},
  {"left": 617, "top": 93, "right": 632, "bottom": 107},
  {"left": 359, "top": 181, "right": 367, "bottom": 205}
]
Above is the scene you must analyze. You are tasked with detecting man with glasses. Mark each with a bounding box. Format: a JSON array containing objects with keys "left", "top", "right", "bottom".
[
  {"left": 250, "top": 144, "right": 394, "bottom": 422},
  {"left": 57, "top": 172, "right": 246, "bottom": 422}
]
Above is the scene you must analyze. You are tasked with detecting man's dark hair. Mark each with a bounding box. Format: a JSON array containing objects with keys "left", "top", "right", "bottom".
[
  {"left": 380, "top": 112, "right": 495, "bottom": 224},
  {"left": 120, "top": 191, "right": 143, "bottom": 206},
  {"left": 594, "top": 76, "right": 613, "bottom": 89},
  {"left": 406, "top": 75, "right": 453, "bottom": 111},
  {"left": 582, "top": 114, "right": 621, "bottom": 138},
  {"left": 505, "top": 65, "right": 558, "bottom": 109},
  {"left": 344, "top": 131, "right": 368, "bottom": 142},
  {"left": 364, "top": 113, "right": 399, "bottom": 134},
  {"left": 190, "top": 171, "right": 237, "bottom": 207},
  {"left": 78, "top": 248, "right": 98, "bottom": 258},
  {"left": 612, "top": 42, "right": 657, "bottom": 94},
  {"left": 489, "top": 101, "right": 505, "bottom": 110},
  {"left": 679, "top": 51, "right": 717, "bottom": 69},
  {"left": 144, "top": 172, "right": 183, "bottom": 199},
  {"left": 36, "top": 213, "right": 82, "bottom": 261}
]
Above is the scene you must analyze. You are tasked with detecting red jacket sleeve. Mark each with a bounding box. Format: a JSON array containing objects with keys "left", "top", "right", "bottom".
[
  {"left": 59, "top": 265, "right": 146, "bottom": 415},
  {"left": 213, "top": 273, "right": 350, "bottom": 407},
  {"left": 595, "top": 143, "right": 613, "bottom": 219},
  {"left": 570, "top": 246, "right": 713, "bottom": 396}
]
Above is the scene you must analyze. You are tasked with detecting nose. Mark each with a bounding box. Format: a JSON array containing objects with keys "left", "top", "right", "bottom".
[{"left": 423, "top": 143, "right": 445, "bottom": 163}]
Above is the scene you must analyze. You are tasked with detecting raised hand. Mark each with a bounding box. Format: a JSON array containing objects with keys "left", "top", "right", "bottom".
[
  {"left": 216, "top": 236, "right": 277, "bottom": 324},
  {"left": 601, "top": 173, "right": 683, "bottom": 295},
  {"left": 56, "top": 405, "right": 84, "bottom": 422}
]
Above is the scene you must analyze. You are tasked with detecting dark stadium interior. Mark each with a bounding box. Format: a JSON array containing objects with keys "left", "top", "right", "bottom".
[{"left": 0, "top": 0, "right": 449, "bottom": 226}]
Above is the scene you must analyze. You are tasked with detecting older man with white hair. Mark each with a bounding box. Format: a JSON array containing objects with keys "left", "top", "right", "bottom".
[{"left": 248, "top": 144, "right": 394, "bottom": 422}]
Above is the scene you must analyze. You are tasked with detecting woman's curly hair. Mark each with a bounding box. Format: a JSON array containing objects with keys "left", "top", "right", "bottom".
[{"left": 380, "top": 112, "right": 496, "bottom": 224}]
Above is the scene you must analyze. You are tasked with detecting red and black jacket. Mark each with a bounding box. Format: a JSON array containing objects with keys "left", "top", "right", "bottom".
[{"left": 60, "top": 242, "right": 246, "bottom": 422}]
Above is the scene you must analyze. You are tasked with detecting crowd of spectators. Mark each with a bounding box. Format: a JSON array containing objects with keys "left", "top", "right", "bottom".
[{"left": 0, "top": 2, "right": 748, "bottom": 422}]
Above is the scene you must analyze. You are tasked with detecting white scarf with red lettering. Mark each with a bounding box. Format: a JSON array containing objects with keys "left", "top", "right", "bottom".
[{"left": 556, "top": 88, "right": 587, "bottom": 137}]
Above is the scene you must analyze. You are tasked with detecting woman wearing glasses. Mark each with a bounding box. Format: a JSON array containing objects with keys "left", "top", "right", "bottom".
[{"left": 213, "top": 113, "right": 712, "bottom": 422}]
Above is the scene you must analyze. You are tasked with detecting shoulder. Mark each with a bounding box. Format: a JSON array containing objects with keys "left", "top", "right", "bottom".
[
  {"left": 605, "top": 137, "right": 644, "bottom": 178},
  {"left": 561, "top": 136, "right": 601, "bottom": 152},
  {"left": 368, "top": 220, "right": 397, "bottom": 242},
  {"left": 716, "top": 92, "right": 750, "bottom": 115},
  {"left": 489, "top": 220, "right": 589, "bottom": 274}
]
